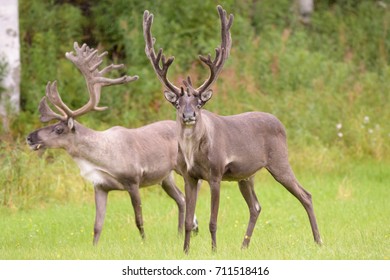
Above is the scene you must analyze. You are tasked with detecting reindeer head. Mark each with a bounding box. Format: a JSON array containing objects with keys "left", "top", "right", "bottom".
[
  {"left": 143, "top": 5, "right": 233, "bottom": 126},
  {"left": 27, "top": 42, "right": 138, "bottom": 152}
]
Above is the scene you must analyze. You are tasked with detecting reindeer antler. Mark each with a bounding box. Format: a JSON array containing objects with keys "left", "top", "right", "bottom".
[
  {"left": 143, "top": 6, "right": 233, "bottom": 98},
  {"left": 143, "top": 10, "right": 181, "bottom": 96},
  {"left": 195, "top": 5, "right": 233, "bottom": 94},
  {"left": 39, "top": 42, "right": 139, "bottom": 123},
  {"left": 38, "top": 82, "right": 66, "bottom": 122},
  {"left": 38, "top": 81, "right": 69, "bottom": 122}
]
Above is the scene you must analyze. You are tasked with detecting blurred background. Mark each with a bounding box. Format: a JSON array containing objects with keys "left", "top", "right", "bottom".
[{"left": 0, "top": 0, "right": 389, "bottom": 209}]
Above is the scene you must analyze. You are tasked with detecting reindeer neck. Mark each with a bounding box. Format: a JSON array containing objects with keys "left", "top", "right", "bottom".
[
  {"left": 177, "top": 110, "right": 212, "bottom": 154},
  {"left": 177, "top": 110, "right": 216, "bottom": 178},
  {"left": 67, "top": 122, "right": 100, "bottom": 158}
]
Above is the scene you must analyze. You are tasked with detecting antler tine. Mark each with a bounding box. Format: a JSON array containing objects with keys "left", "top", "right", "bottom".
[
  {"left": 218, "top": 5, "right": 233, "bottom": 59},
  {"left": 182, "top": 76, "right": 197, "bottom": 96},
  {"left": 46, "top": 81, "right": 74, "bottom": 117},
  {"left": 64, "top": 42, "right": 138, "bottom": 118},
  {"left": 38, "top": 81, "right": 69, "bottom": 123},
  {"left": 143, "top": 10, "right": 181, "bottom": 96},
  {"left": 38, "top": 96, "right": 59, "bottom": 123},
  {"left": 196, "top": 5, "right": 234, "bottom": 94}
]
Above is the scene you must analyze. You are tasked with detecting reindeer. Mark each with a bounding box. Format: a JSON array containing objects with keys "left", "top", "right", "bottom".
[
  {"left": 143, "top": 5, "right": 322, "bottom": 253},
  {"left": 26, "top": 42, "right": 198, "bottom": 245}
]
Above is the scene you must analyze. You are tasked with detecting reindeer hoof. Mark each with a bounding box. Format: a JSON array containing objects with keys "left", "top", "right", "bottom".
[
  {"left": 241, "top": 235, "right": 251, "bottom": 249},
  {"left": 315, "top": 238, "right": 323, "bottom": 246}
]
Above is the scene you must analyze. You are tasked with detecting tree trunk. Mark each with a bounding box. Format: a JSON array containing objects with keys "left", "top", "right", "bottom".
[
  {"left": 0, "top": 0, "right": 20, "bottom": 132},
  {"left": 295, "top": 0, "right": 314, "bottom": 25}
]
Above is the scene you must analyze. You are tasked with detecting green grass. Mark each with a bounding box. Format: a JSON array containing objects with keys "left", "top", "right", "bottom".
[{"left": 0, "top": 152, "right": 388, "bottom": 260}]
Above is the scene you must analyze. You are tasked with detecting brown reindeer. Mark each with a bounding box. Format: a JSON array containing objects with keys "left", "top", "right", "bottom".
[
  {"left": 27, "top": 42, "right": 198, "bottom": 245},
  {"left": 143, "top": 5, "right": 322, "bottom": 253}
]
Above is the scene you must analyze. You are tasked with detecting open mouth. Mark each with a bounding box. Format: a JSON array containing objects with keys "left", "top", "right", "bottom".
[
  {"left": 29, "top": 143, "right": 44, "bottom": 151},
  {"left": 184, "top": 120, "right": 196, "bottom": 126},
  {"left": 183, "top": 117, "right": 196, "bottom": 126},
  {"left": 26, "top": 135, "right": 45, "bottom": 152}
]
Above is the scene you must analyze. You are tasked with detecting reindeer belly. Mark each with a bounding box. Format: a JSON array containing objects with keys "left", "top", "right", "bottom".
[
  {"left": 139, "top": 169, "right": 171, "bottom": 187},
  {"left": 223, "top": 160, "right": 265, "bottom": 181},
  {"left": 74, "top": 158, "right": 125, "bottom": 190}
]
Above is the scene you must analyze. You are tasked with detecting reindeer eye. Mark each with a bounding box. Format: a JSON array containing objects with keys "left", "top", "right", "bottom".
[
  {"left": 54, "top": 126, "right": 64, "bottom": 135},
  {"left": 175, "top": 102, "right": 180, "bottom": 109}
]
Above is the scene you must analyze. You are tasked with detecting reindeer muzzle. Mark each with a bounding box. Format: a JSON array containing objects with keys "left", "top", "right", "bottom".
[
  {"left": 26, "top": 133, "right": 43, "bottom": 151},
  {"left": 183, "top": 116, "right": 196, "bottom": 126}
]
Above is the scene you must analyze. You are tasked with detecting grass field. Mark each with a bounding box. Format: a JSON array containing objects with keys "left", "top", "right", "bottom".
[{"left": 0, "top": 148, "right": 388, "bottom": 260}]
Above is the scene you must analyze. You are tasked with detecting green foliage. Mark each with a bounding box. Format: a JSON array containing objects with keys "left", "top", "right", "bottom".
[
  {"left": 310, "top": 0, "right": 389, "bottom": 72},
  {"left": 19, "top": 0, "right": 84, "bottom": 112},
  {"left": 0, "top": 56, "right": 7, "bottom": 94},
  {"left": 222, "top": 23, "right": 390, "bottom": 158},
  {"left": 250, "top": 0, "right": 295, "bottom": 33}
]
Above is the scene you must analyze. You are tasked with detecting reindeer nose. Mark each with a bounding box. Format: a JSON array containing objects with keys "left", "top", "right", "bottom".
[
  {"left": 183, "top": 111, "right": 196, "bottom": 121},
  {"left": 26, "top": 133, "right": 36, "bottom": 144},
  {"left": 182, "top": 111, "right": 195, "bottom": 119}
]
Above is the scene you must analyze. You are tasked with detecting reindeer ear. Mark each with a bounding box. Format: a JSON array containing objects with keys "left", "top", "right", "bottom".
[
  {"left": 67, "top": 117, "right": 75, "bottom": 130},
  {"left": 164, "top": 90, "right": 178, "bottom": 104},
  {"left": 200, "top": 89, "right": 213, "bottom": 103}
]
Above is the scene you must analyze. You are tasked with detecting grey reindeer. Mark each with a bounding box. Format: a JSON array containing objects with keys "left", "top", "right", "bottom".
[
  {"left": 27, "top": 42, "right": 198, "bottom": 245},
  {"left": 143, "top": 5, "right": 322, "bottom": 253}
]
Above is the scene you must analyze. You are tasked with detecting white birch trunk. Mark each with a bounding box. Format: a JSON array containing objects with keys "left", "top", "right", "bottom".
[
  {"left": 0, "top": 0, "right": 20, "bottom": 132},
  {"left": 295, "top": 0, "right": 314, "bottom": 25}
]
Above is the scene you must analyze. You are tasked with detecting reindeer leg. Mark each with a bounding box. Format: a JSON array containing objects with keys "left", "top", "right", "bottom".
[
  {"left": 191, "top": 180, "right": 203, "bottom": 235},
  {"left": 238, "top": 176, "right": 261, "bottom": 249},
  {"left": 161, "top": 173, "right": 186, "bottom": 234},
  {"left": 93, "top": 185, "right": 108, "bottom": 246},
  {"left": 183, "top": 176, "right": 199, "bottom": 254},
  {"left": 128, "top": 185, "right": 145, "bottom": 239},
  {"left": 267, "top": 164, "right": 322, "bottom": 245},
  {"left": 209, "top": 178, "right": 222, "bottom": 252}
]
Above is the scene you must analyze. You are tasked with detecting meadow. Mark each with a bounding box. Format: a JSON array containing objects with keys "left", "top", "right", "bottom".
[
  {"left": 0, "top": 0, "right": 389, "bottom": 260},
  {"left": 0, "top": 145, "right": 388, "bottom": 259}
]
